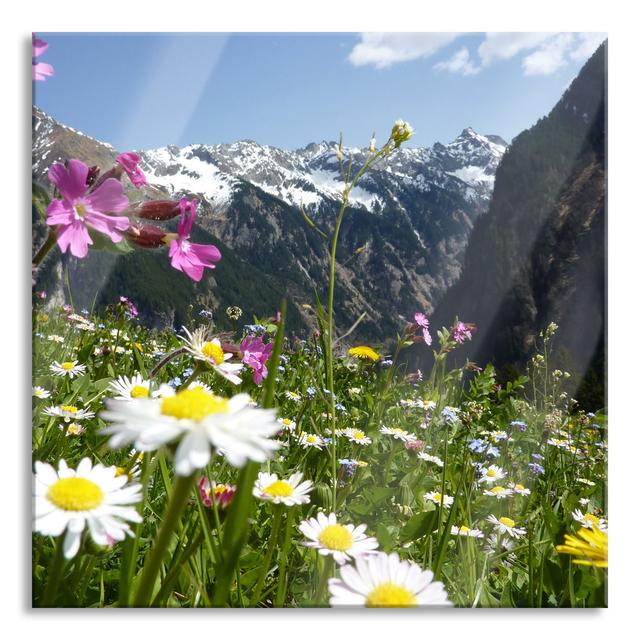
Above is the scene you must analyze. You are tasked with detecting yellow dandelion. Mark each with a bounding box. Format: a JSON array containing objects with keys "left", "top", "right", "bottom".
[
  {"left": 348, "top": 346, "right": 380, "bottom": 362},
  {"left": 556, "top": 525, "right": 608, "bottom": 568}
]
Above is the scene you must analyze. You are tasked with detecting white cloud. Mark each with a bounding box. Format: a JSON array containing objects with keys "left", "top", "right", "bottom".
[
  {"left": 347, "top": 32, "right": 607, "bottom": 76},
  {"left": 570, "top": 32, "right": 607, "bottom": 61},
  {"left": 433, "top": 47, "right": 480, "bottom": 75},
  {"left": 348, "top": 32, "right": 461, "bottom": 69},
  {"left": 522, "top": 33, "right": 575, "bottom": 75},
  {"left": 478, "top": 32, "right": 555, "bottom": 66}
]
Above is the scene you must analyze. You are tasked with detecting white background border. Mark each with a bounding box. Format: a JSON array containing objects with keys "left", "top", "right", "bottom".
[{"left": 4, "top": 0, "right": 638, "bottom": 634}]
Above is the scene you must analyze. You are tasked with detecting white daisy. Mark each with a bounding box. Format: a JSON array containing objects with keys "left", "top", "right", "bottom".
[
  {"left": 418, "top": 452, "right": 444, "bottom": 467},
  {"left": 424, "top": 491, "right": 454, "bottom": 508},
  {"left": 180, "top": 326, "right": 244, "bottom": 385},
  {"left": 108, "top": 374, "right": 151, "bottom": 401},
  {"left": 571, "top": 509, "right": 608, "bottom": 531},
  {"left": 32, "top": 386, "right": 51, "bottom": 399},
  {"left": 284, "top": 391, "right": 302, "bottom": 402},
  {"left": 487, "top": 514, "right": 526, "bottom": 538},
  {"left": 483, "top": 485, "right": 514, "bottom": 499},
  {"left": 451, "top": 525, "right": 484, "bottom": 538},
  {"left": 253, "top": 471, "right": 313, "bottom": 506},
  {"left": 298, "top": 432, "right": 325, "bottom": 449},
  {"left": 577, "top": 478, "right": 596, "bottom": 487},
  {"left": 328, "top": 552, "right": 451, "bottom": 607},
  {"left": 59, "top": 422, "right": 86, "bottom": 436},
  {"left": 187, "top": 380, "right": 214, "bottom": 394},
  {"left": 47, "top": 334, "right": 65, "bottom": 343},
  {"left": 277, "top": 417, "right": 297, "bottom": 433},
  {"left": 50, "top": 361, "right": 86, "bottom": 378},
  {"left": 344, "top": 428, "right": 372, "bottom": 445},
  {"left": 479, "top": 465, "right": 507, "bottom": 485},
  {"left": 509, "top": 482, "right": 531, "bottom": 496},
  {"left": 380, "top": 426, "right": 417, "bottom": 443},
  {"left": 100, "top": 388, "right": 281, "bottom": 475},
  {"left": 43, "top": 404, "right": 95, "bottom": 422},
  {"left": 33, "top": 457, "right": 142, "bottom": 559},
  {"left": 299, "top": 512, "right": 379, "bottom": 565}
]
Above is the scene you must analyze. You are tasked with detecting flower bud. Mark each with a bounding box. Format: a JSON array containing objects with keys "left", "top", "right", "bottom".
[
  {"left": 390, "top": 119, "right": 414, "bottom": 148},
  {"left": 126, "top": 224, "right": 168, "bottom": 248},
  {"left": 133, "top": 199, "right": 182, "bottom": 221},
  {"left": 368, "top": 133, "right": 376, "bottom": 153}
]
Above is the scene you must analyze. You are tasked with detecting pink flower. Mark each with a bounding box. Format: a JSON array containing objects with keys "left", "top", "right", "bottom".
[
  {"left": 117, "top": 152, "right": 147, "bottom": 188},
  {"left": 239, "top": 336, "right": 273, "bottom": 385},
  {"left": 168, "top": 198, "right": 222, "bottom": 282},
  {"left": 414, "top": 312, "right": 432, "bottom": 346},
  {"left": 46, "top": 159, "right": 130, "bottom": 258},
  {"left": 198, "top": 477, "right": 235, "bottom": 509},
  {"left": 452, "top": 321, "right": 474, "bottom": 344},
  {"left": 33, "top": 34, "right": 54, "bottom": 81}
]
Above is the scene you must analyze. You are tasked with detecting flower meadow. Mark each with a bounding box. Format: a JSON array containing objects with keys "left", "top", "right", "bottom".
[{"left": 32, "top": 39, "right": 606, "bottom": 608}]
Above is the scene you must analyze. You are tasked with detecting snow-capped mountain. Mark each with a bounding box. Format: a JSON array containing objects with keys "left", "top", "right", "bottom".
[
  {"left": 138, "top": 128, "right": 506, "bottom": 215},
  {"left": 32, "top": 106, "right": 507, "bottom": 341}
]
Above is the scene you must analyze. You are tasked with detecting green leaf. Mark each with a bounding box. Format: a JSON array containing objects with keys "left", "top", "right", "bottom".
[{"left": 399, "top": 510, "right": 438, "bottom": 543}]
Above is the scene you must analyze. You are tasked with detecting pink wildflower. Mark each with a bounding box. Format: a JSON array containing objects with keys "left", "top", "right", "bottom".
[
  {"left": 239, "top": 335, "right": 273, "bottom": 385},
  {"left": 414, "top": 312, "right": 432, "bottom": 346},
  {"left": 32, "top": 34, "right": 54, "bottom": 81},
  {"left": 46, "top": 160, "right": 130, "bottom": 258},
  {"left": 452, "top": 321, "right": 474, "bottom": 344},
  {"left": 168, "top": 198, "right": 221, "bottom": 282},
  {"left": 198, "top": 477, "right": 235, "bottom": 509},
  {"left": 117, "top": 152, "right": 147, "bottom": 188}
]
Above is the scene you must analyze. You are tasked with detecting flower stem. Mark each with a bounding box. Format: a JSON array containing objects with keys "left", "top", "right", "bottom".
[
  {"left": 249, "top": 505, "right": 283, "bottom": 607},
  {"left": 32, "top": 229, "right": 57, "bottom": 267},
  {"left": 275, "top": 507, "right": 294, "bottom": 607},
  {"left": 132, "top": 472, "right": 196, "bottom": 607},
  {"left": 314, "top": 555, "right": 333, "bottom": 606},
  {"left": 40, "top": 536, "right": 66, "bottom": 607}
]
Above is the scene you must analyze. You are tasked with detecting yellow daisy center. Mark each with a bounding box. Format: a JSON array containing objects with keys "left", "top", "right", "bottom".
[
  {"left": 366, "top": 582, "right": 418, "bottom": 607},
  {"left": 161, "top": 388, "right": 229, "bottom": 421},
  {"left": 263, "top": 480, "right": 293, "bottom": 497},
  {"left": 318, "top": 524, "right": 353, "bottom": 551},
  {"left": 60, "top": 405, "right": 78, "bottom": 414},
  {"left": 499, "top": 517, "right": 515, "bottom": 528},
  {"left": 47, "top": 477, "right": 104, "bottom": 511},
  {"left": 490, "top": 486, "right": 506, "bottom": 494},
  {"left": 306, "top": 435, "right": 318, "bottom": 443},
  {"left": 353, "top": 430, "right": 365, "bottom": 440},
  {"left": 61, "top": 362, "right": 75, "bottom": 370},
  {"left": 515, "top": 484, "right": 525, "bottom": 491},
  {"left": 115, "top": 466, "right": 127, "bottom": 477},
  {"left": 487, "top": 469, "right": 497, "bottom": 477},
  {"left": 130, "top": 385, "right": 149, "bottom": 398},
  {"left": 348, "top": 346, "right": 380, "bottom": 362},
  {"left": 282, "top": 419, "right": 292, "bottom": 426},
  {"left": 202, "top": 341, "right": 225, "bottom": 365},
  {"left": 432, "top": 493, "right": 442, "bottom": 502},
  {"left": 459, "top": 525, "right": 470, "bottom": 534}
]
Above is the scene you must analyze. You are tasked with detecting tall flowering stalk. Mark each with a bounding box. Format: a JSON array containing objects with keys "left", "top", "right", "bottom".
[{"left": 323, "top": 121, "right": 413, "bottom": 509}]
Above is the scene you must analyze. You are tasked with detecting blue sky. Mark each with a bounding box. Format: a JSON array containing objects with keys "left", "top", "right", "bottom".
[{"left": 33, "top": 32, "right": 606, "bottom": 151}]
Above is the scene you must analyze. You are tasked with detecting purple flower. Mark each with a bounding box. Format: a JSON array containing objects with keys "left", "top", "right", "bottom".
[
  {"left": 452, "top": 320, "right": 474, "bottom": 344},
  {"left": 117, "top": 152, "right": 147, "bottom": 188},
  {"left": 119, "top": 296, "right": 139, "bottom": 318},
  {"left": 239, "top": 336, "right": 273, "bottom": 385},
  {"left": 33, "top": 34, "right": 54, "bottom": 81},
  {"left": 46, "top": 160, "right": 130, "bottom": 258},
  {"left": 510, "top": 420, "right": 527, "bottom": 432},
  {"left": 414, "top": 312, "right": 432, "bottom": 346},
  {"left": 528, "top": 462, "right": 545, "bottom": 476},
  {"left": 168, "top": 198, "right": 221, "bottom": 282}
]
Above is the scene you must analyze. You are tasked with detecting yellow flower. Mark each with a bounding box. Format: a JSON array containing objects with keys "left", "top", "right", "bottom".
[
  {"left": 556, "top": 525, "right": 608, "bottom": 568},
  {"left": 348, "top": 346, "right": 380, "bottom": 362}
]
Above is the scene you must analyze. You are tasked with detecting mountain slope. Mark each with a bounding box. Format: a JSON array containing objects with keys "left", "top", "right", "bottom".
[
  {"left": 32, "top": 108, "right": 506, "bottom": 341},
  {"left": 428, "top": 43, "right": 606, "bottom": 409}
]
